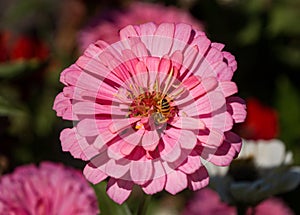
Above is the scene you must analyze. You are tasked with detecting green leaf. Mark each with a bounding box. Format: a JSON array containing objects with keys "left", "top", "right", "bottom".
[
  {"left": 236, "top": 18, "right": 261, "bottom": 45},
  {"left": 268, "top": 3, "right": 300, "bottom": 36},
  {"left": 92, "top": 182, "right": 132, "bottom": 215},
  {"left": 0, "top": 95, "right": 23, "bottom": 116},
  {"left": 0, "top": 60, "right": 40, "bottom": 79},
  {"left": 275, "top": 76, "right": 300, "bottom": 149}
]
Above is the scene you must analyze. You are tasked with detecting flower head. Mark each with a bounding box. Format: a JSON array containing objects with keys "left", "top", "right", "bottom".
[
  {"left": 53, "top": 22, "right": 246, "bottom": 204},
  {"left": 182, "top": 188, "right": 294, "bottom": 215},
  {"left": 78, "top": 2, "right": 204, "bottom": 51},
  {"left": 0, "top": 162, "right": 99, "bottom": 215}
]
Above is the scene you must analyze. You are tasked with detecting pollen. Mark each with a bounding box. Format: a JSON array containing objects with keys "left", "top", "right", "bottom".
[{"left": 128, "top": 91, "right": 176, "bottom": 124}]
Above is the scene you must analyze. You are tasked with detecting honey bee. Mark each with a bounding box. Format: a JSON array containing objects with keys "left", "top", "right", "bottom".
[
  {"left": 154, "top": 95, "right": 173, "bottom": 124},
  {"left": 157, "top": 97, "right": 171, "bottom": 115}
]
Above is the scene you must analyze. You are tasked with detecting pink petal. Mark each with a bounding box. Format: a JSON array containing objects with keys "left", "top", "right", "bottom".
[
  {"left": 223, "top": 51, "right": 237, "bottom": 72},
  {"left": 175, "top": 77, "right": 218, "bottom": 108},
  {"left": 204, "top": 46, "right": 224, "bottom": 65},
  {"left": 165, "top": 129, "right": 197, "bottom": 150},
  {"left": 106, "top": 178, "right": 134, "bottom": 205},
  {"left": 194, "top": 47, "right": 224, "bottom": 78},
  {"left": 158, "top": 57, "right": 171, "bottom": 75},
  {"left": 142, "top": 161, "right": 166, "bottom": 194},
  {"left": 218, "top": 81, "right": 238, "bottom": 97},
  {"left": 180, "top": 75, "right": 202, "bottom": 91},
  {"left": 93, "top": 130, "right": 117, "bottom": 150},
  {"left": 131, "top": 41, "right": 149, "bottom": 58},
  {"left": 178, "top": 155, "right": 201, "bottom": 174},
  {"left": 119, "top": 25, "right": 138, "bottom": 41},
  {"left": 120, "top": 128, "right": 144, "bottom": 149},
  {"left": 187, "top": 166, "right": 209, "bottom": 190},
  {"left": 139, "top": 22, "right": 157, "bottom": 49},
  {"left": 165, "top": 169, "right": 187, "bottom": 195},
  {"left": 198, "top": 128, "right": 224, "bottom": 148},
  {"left": 160, "top": 134, "right": 181, "bottom": 162},
  {"left": 130, "top": 160, "right": 153, "bottom": 185},
  {"left": 83, "top": 163, "right": 108, "bottom": 184},
  {"left": 135, "top": 61, "right": 149, "bottom": 89},
  {"left": 190, "top": 35, "right": 211, "bottom": 55},
  {"left": 170, "top": 117, "right": 205, "bottom": 130},
  {"left": 170, "top": 50, "right": 183, "bottom": 69},
  {"left": 211, "top": 42, "right": 225, "bottom": 50},
  {"left": 197, "top": 91, "right": 226, "bottom": 114},
  {"left": 152, "top": 23, "right": 175, "bottom": 56},
  {"left": 174, "top": 23, "right": 192, "bottom": 44},
  {"left": 65, "top": 69, "right": 105, "bottom": 93},
  {"left": 142, "top": 129, "right": 160, "bottom": 151},
  {"left": 200, "top": 109, "right": 233, "bottom": 132},
  {"left": 60, "top": 128, "right": 97, "bottom": 160},
  {"left": 227, "top": 96, "right": 247, "bottom": 123},
  {"left": 97, "top": 51, "right": 128, "bottom": 82},
  {"left": 120, "top": 142, "right": 136, "bottom": 156},
  {"left": 60, "top": 64, "right": 81, "bottom": 86},
  {"left": 200, "top": 131, "right": 241, "bottom": 166},
  {"left": 107, "top": 138, "right": 130, "bottom": 160},
  {"left": 146, "top": 58, "right": 163, "bottom": 90},
  {"left": 181, "top": 45, "right": 199, "bottom": 74},
  {"left": 77, "top": 118, "right": 100, "bottom": 137},
  {"left": 191, "top": 77, "right": 218, "bottom": 99},
  {"left": 76, "top": 55, "right": 112, "bottom": 81},
  {"left": 105, "top": 159, "right": 130, "bottom": 179},
  {"left": 73, "top": 102, "right": 124, "bottom": 115},
  {"left": 109, "top": 118, "right": 140, "bottom": 134},
  {"left": 180, "top": 91, "right": 225, "bottom": 117},
  {"left": 53, "top": 92, "right": 76, "bottom": 120},
  {"left": 83, "top": 40, "right": 110, "bottom": 57}
]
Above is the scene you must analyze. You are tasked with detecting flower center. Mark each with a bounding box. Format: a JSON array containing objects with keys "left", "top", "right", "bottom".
[{"left": 129, "top": 91, "right": 176, "bottom": 124}]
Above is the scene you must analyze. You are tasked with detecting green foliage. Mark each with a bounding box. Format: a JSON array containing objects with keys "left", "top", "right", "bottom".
[
  {"left": 276, "top": 76, "right": 300, "bottom": 156},
  {"left": 0, "top": 60, "right": 41, "bottom": 79}
]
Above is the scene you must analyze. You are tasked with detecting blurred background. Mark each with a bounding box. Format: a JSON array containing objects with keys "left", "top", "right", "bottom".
[{"left": 0, "top": 0, "right": 300, "bottom": 214}]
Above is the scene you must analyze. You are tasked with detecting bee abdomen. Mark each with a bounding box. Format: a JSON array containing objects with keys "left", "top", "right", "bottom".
[{"left": 161, "top": 99, "right": 171, "bottom": 115}]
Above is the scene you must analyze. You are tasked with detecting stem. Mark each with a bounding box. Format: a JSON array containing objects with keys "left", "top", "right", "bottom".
[{"left": 135, "top": 194, "right": 152, "bottom": 215}]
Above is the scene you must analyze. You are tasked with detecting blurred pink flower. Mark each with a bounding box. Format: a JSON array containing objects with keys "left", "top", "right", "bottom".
[
  {"left": 53, "top": 22, "right": 246, "bottom": 204},
  {"left": 0, "top": 162, "right": 99, "bottom": 215},
  {"left": 182, "top": 188, "right": 293, "bottom": 215},
  {"left": 250, "top": 198, "right": 294, "bottom": 215},
  {"left": 78, "top": 2, "right": 204, "bottom": 51}
]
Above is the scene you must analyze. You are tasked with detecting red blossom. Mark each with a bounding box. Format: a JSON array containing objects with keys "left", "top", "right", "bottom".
[
  {"left": 0, "top": 31, "right": 10, "bottom": 62},
  {"left": 238, "top": 98, "right": 279, "bottom": 140},
  {"left": 10, "top": 35, "right": 49, "bottom": 61}
]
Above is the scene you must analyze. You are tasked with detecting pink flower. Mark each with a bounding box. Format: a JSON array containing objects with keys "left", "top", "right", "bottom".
[
  {"left": 250, "top": 198, "right": 294, "bottom": 215},
  {"left": 78, "top": 2, "right": 204, "bottom": 51},
  {"left": 182, "top": 188, "right": 236, "bottom": 215},
  {"left": 182, "top": 188, "right": 294, "bottom": 215},
  {"left": 0, "top": 162, "right": 99, "bottom": 215},
  {"left": 53, "top": 22, "right": 246, "bottom": 204}
]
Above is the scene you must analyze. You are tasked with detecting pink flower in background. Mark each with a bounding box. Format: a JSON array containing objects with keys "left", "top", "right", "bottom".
[
  {"left": 0, "top": 162, "right": 99, "bottom": 215},
  {"left": 182, "top": 188, "right": 294, "bottom": 215},
  {"left": 251, "top": 198, "right": 294, "bottom": 215},
  {"left": 182, "top": 188, "right": 236, "bottom": 215},
  {"left": 78, "top": 2, "right": 204, "bottom": 51},
  {"left": 53, "top": 22, "right": 246, "bottom": 204}
]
